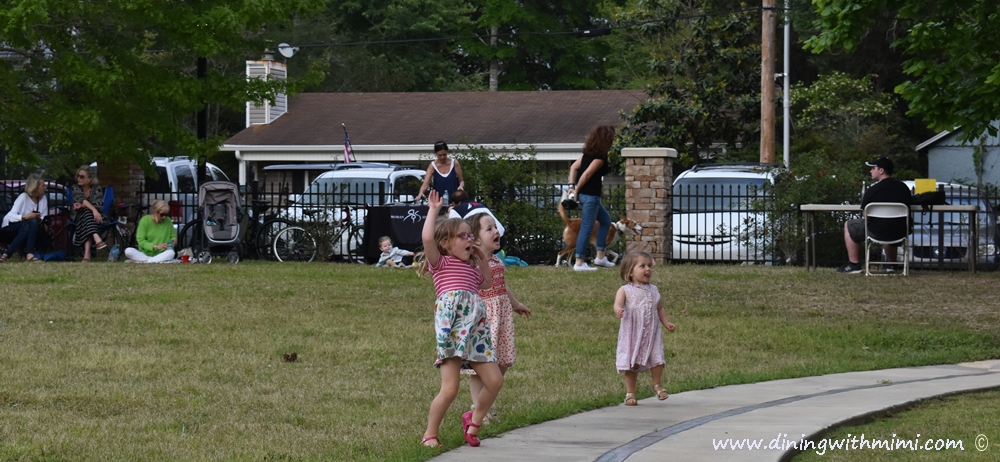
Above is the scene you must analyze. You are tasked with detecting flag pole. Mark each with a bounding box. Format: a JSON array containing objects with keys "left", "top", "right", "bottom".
[{"left": 342, "top": 123, "right": 356, "bottom": 163}]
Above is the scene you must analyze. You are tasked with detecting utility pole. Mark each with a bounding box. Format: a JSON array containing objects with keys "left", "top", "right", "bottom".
[
  {"left": 760, "top": 0, "right": 776, "bottom": 164},
  {"left": 782, "top": 0, "right": 791, "bottom": 168}
]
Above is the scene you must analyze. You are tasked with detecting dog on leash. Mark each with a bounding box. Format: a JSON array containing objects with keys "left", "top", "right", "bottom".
[{"left": 555, "top": 190, "right": 642, "bottom": 267}]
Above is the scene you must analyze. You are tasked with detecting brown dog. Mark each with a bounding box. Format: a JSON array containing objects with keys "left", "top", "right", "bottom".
[{"left": 555, "top": 191, "right": 643, "bottom": 267}]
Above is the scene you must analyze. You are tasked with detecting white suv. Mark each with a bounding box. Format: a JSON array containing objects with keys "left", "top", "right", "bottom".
[
  {"left": 93, "top": 157, "right": 229, "bottom": 230},
  {"left": 279, "top": 167, "right": 425, "bottom": 257},
  {"left": 672, "top": 163, "right": 779, "bottom": 263}
]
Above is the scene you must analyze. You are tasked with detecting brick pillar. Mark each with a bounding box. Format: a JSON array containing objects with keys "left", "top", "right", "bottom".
[
  {"left": 622, "top": 147, "right": 678, "bottom": 264},
  {"left": 98, "top": 161, "right": 144, "bottom": 206}
]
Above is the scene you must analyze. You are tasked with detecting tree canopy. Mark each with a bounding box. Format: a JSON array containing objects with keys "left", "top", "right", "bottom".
[
  {"left": 805, "top": 0, "right": 1000, "bottom": 142},
  {"left": 616, "top": 0, "right": 762, "bottom": 169},
  {"left": 0, "top": 0, "right": 324, "bottom": 174}
]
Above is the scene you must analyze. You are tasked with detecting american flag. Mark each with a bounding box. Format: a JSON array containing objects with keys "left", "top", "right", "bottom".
[{"left": 343, "top": 132, "right": 355, "bottom": 163}]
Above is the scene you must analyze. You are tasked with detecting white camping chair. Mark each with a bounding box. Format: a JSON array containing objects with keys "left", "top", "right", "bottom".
[{"left": 863, "top": 202, "right": 910, "bottom": 276}]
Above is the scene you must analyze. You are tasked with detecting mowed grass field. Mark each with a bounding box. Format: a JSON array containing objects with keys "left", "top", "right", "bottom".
[{"left": 1, "top": 262, "right": 999, "bottom": 461}]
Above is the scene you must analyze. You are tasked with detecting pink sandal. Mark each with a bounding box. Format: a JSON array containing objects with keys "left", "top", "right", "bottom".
[
  {"left": 461, "top": 410, "right": 482, "bottom": 447},
  {"left": 421, "top": 435, "right": 443, "bottom": 448}
]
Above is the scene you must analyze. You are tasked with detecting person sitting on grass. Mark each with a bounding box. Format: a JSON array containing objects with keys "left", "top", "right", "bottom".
[
  {"left": 837, "top": 157, "right": 912, "bottom": 274},
  {"left": 124, "top": 200, "right": 177, "bottom": 263},
  {"left": 376, "top": 236, "right": 414, "bottom": 267},
  {"left": 1, "top": 174, "right": 48, "bottom": 263}
]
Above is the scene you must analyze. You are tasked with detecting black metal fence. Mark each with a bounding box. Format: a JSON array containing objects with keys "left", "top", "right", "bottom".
[{"left": 132, "top": 179, "right": 1000, "bottom": 269}]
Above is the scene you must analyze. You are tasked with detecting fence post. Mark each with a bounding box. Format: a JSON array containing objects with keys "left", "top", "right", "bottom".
[{"left": 621, "top": 147, "right": 678, "bottom": 264}]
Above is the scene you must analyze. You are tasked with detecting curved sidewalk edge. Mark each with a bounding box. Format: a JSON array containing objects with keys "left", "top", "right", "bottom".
[{"left": 430, "top": 360, "right": 1000, "bottom": 462}]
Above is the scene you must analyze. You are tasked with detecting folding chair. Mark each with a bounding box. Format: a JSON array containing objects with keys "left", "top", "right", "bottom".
[{"left": 863, "top": 202, "right": 910, "bottom": 276}]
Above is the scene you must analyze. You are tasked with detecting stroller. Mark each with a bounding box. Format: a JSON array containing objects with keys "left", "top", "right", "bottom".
[{"left": 194, "top": 181, "right": 247, "bottom": 264}]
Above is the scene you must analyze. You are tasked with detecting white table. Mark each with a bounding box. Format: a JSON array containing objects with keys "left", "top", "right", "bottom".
[{"left": 800, "top": 204, "right": 979, "bottom": 272}]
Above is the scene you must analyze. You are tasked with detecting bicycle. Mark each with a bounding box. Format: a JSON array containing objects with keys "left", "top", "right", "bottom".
[{"left": 272, "top": 205, "right": 366, "bottom": 263}]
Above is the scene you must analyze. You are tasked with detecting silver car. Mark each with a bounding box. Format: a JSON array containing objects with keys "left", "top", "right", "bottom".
[{"left": 904, "top": 181, "right": 997, "bottom": 269}]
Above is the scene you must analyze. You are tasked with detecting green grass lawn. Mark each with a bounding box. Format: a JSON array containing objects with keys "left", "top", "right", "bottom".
[
  {"left": 1, "top": 262, "right": 998, "bottom": 461},
  {"left": 793, "top": 389, "right": 1000, "bottom": 461}
]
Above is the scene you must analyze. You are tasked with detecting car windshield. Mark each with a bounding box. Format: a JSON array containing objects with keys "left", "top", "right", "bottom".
[
  {"left": 301, "top": 178, "right": 387, "bottom": 206},
  {"left": 672, "top": 178, "right": 768, "bottom": 213}
]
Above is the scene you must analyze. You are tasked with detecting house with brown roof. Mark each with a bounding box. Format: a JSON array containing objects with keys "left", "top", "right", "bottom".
[{"left": 220, "top": 60, "right": 646, "bottom": 186}]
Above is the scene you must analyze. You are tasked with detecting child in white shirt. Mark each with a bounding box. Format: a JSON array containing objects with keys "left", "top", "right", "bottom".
[{"left": 376, "top": 236, "right": 414, "bottom": 267}]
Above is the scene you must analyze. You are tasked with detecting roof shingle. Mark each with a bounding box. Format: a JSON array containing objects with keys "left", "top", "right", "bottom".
[{"left": 224, "top": 90, "right": 647, "bottom": 147}]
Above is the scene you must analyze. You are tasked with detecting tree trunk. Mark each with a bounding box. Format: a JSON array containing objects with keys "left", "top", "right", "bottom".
[{"left": 489, "top": 25, "right": 499, "bottom": 92}]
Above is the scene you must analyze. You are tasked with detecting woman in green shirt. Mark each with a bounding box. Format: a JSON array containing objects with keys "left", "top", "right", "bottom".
[{"left": 125, "top": 200, "right": 178, "bottom": 263}]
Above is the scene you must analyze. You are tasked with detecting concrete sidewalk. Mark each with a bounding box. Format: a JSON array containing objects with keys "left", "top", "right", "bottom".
[{"left": 431, "top": 360, "right": 1000, "bottom": 461}]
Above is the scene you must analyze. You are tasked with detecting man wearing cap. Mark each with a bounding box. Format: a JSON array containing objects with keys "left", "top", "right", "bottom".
[{"left": 837, "top": 157, "right": 912, "bottom": 273}]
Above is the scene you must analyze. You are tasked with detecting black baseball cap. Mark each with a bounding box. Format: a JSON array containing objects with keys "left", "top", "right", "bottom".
[
  {"left": 865, "top": 157, "right": 894, "bottom": 175},
  {"left": 433, "top": 141, "right": 448, "bottom": 152}
]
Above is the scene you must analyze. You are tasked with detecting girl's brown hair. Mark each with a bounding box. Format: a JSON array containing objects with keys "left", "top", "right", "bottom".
[
  {"left": 619, "top": 250, "right": 653, "bottom": 282},
  {"left": 582, "top": 125, "right": 615, "bottom": 159},
  {"left": 416, "top": 217, "right": 481, "bottom": 276}
]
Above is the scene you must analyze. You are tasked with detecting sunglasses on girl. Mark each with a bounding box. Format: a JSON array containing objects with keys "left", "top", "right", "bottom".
[{"left": 457, "top": 232, "right": 474, "bottom": 240}]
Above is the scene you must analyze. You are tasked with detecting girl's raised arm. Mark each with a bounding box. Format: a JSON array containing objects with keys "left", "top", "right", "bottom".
[{"left": 421, "top": 190, "right": 442, "bottom": 267}]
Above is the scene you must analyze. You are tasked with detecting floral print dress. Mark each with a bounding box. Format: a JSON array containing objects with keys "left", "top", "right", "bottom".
[{"left": 430, "top": 255, "right": 495, "bottom": 368}]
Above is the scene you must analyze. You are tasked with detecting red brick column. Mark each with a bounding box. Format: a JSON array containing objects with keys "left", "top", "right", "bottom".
[
  {"left": 98, "top": 161, "right": 143, "bottom": 206},
  {"left": 622, "top": 147, "right": 677, "bottom": 264}
]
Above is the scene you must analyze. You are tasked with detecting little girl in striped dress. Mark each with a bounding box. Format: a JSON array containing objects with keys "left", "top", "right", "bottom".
[{"left": 418, "top": 190, "right": 503, "bottom": 448}]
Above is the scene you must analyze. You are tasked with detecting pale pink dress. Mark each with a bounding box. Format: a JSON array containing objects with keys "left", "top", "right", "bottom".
[{"left": 615, "top": 283, "right": 665, "bottom": 373}]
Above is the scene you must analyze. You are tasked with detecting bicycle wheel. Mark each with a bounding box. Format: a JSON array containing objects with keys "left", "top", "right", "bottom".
[
  {"left": 346, "top": 227, "right": 366, "bottom": 263},
  {"left": 273, "top": 226, "right": 317, "bottom": 262},
  {"left": 178, "top": 219, "right": 204, "bottom": 254},
  {"left": 253, "top": 218, "right": 293, "bottom": 260}
]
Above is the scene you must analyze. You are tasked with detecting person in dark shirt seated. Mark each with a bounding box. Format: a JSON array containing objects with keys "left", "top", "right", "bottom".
[{"left": 837, "top": 157, "right": 913, "bottom": 274}]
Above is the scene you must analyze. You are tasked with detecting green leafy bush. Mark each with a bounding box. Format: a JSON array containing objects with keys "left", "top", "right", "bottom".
[{"left": 452, "top": 145, "right": 564, "bottom": 264}]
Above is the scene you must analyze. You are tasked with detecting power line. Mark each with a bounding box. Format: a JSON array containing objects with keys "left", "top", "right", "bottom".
[{"left": 290, "top": 6, "right": 779, "bottom": 49}]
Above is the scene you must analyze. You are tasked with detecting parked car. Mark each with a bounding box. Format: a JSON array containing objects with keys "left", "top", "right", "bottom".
[
  {"left": 902, "top": 181, "right": 997, "bottom": 270},
  {"left": 671, "top": 163, "right": 780, "bottom": 263},
  {"left": 102, "top": 157, "right": 230, "bottom": 230},
  {"left": 279, "top": 167, "right": 425, "bottom": 257}
]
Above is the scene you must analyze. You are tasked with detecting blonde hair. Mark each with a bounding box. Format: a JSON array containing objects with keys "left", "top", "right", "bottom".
[
  {"left": 77, "top": 165, "right": 98, "bottom": 186},
  {"left": 619, "top": 250, "right": 653, "bottom": 282},
  {"left": 150, "top": 200, "right": 170, "bottom": 216},
  {"left": 416, "top": 217, "right": 481, "bottom": 276},
  {"left": 25, "top": 174, "right": 44, "bottom": 198},
  {"left": 379, "top": 236, "right": 392, "bottom": 245}
]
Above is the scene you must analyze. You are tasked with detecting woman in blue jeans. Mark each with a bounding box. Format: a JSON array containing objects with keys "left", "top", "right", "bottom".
[
  {"left": 568, "top": 125, "right": 616, "bottom": 271},
  {"left": 1, "top": 174, "right": 48, "bottom": 262}
]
